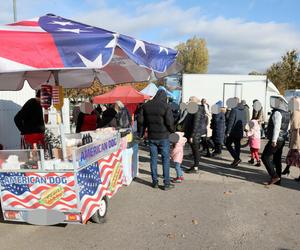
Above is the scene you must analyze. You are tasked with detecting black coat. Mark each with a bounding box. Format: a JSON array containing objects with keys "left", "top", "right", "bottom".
[
  {"left": 184, "top": 105, "right": 207, "bottom": 142},
  {"left": 169, "top": 102, "right": 181, "bottom": 124},
  {"left": 14, "top": 98, "right": 45, "bottom": 135},
  {"left": 99, "top": 108, "right": 117, "bottom": 128},
  {"left": 225, "top": 105, "right": 246, "bottom": 139},
  {"left": 211, "top": 112, "right": 225, "bottom": 144},
  {"left": 137, "top": 90, "right": 175, "bottom": 140}
]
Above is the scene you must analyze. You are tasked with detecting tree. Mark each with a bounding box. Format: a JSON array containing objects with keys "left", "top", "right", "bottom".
[
  {"left": 65, "top": 78, "right": 148, "bottom": 104},
  {"left": 176, "top": 36, "right": 209, "bottom": 74},
  {"left": 248, "top": 71, "right": 265, "bottom": 75},
  {"left": 65, "top": 78, "right": 102, "bottom": 104},
  {"left": 266, "top": 50, "right": 300, "bottom": 94}
]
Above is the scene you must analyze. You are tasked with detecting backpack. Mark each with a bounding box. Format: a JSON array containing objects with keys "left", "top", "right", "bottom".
[{"left": 118, "top": 108, "right": 131, "bottom": 128}]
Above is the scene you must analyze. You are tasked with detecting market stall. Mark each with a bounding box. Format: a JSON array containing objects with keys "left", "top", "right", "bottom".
[
  {"left": 0, "top": 14, "right": 179, "bottom": 225},
  {"left": 93, "top": 85, "right": 150, "bottom": 114},
  {"left": 93, "top": 85, "right": 149, "bottom": 185}
]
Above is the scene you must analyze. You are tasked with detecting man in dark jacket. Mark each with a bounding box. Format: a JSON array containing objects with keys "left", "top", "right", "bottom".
[
  {"left": 184, "top": 97, "right": 207, "bottom": 173},
  {"left": 211, "top": 101, "right": 226, "bottom": 155},
  {"left": 262, "top": 98, "right": 289, "bottom": 185},
  {"left": 137, "top": 90, "right": 175, "bottom": 190},
  {"left": 14, "top": 90, "right": 45, "bottom": 148},
  {"left": 225, "top": 100, "right": 246, "bottom": 167}
]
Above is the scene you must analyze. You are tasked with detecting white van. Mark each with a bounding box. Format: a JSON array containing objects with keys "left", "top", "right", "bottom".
[{"left": 182, "top": 74, "right": 287, "bottom": 122}]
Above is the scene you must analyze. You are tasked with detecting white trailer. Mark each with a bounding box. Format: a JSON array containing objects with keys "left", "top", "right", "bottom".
[{"left": 182, "top": 74, "right": 286, "bottom": 122}]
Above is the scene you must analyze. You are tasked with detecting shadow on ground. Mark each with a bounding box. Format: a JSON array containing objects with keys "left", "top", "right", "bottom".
[{"left": 139, "top": 145, "right": 300, "bottom": 192}]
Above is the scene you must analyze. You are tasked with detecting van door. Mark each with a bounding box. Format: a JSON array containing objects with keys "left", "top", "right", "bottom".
[{"left": 223, "top": 83, "right": 243, "bottom": 104}]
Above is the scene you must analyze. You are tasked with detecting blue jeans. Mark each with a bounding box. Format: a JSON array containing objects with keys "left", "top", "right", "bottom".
[
  {"left": 174, "top": 162, "right": 183, "bottom": 177},
  {"left": 149, "top": 139, "right": 170, "bottom": 185}
]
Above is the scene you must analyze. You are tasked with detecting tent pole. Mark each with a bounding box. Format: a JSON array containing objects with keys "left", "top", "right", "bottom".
[
  {"left": 13, "top": 0, "right": 17, "bottom": 22},
  {"left": 53, "top": 70, "right": 67, "bottom": 161}
]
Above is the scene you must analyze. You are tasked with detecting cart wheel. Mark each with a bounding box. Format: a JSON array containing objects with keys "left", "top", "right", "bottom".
[{"left": 91, "top": 196, "right": 108, "bottom": 224}]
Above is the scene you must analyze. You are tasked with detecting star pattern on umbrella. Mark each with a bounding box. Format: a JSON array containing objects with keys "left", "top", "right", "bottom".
[
  {"left": 78, "top": 52, "right": 103, "bottom": 67},
  {"left": 159, "top": 46, "right": 169, "bottom": 54},
  {"left": 133, "top": 39, "right": 146, "bottom": 54},
  {"left": 105, "top": 34, "right": 117, "bottom": 48},
  {"left": 50, "top": 21, "right": 73, "bottom": 26},
  {"left": 57, "top": 28, "right": 90, "bottom": 34}
]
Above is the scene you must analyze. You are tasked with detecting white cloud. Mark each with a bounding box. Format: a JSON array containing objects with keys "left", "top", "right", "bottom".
[
  {"left": 73, "top": 1, "right": 300, "bottom": 74},
  {"left": 0, "top": 0, "right": 299, "bottom": 74}
]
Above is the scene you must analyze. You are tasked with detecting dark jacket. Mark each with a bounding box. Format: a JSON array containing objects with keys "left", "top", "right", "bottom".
[
  {"left": 116, "top": 107, "right": 131, "bottom": 128},
  {"left": 137, "top": 90, "right": 175, "bottom": 140},
  {"left": 244, "top": 104, "right": 250, "bottom": 124},
  {"left": 99, "top": 108, "right": 117, "bottom": 128},
  {"left": 14, "top": 98, "right": 45, "bottom": 135},
  {"left": 225, "top": 104, "right": 246, "bottom": 139},
  {"left": 184, "top": 105, "right": 207, "bottom": 142},
  {"left": 169, "top": 102, "right": 181, "bottom": 125},
  {"left": 266, "top": 109, "right": 290, "bottom": 142},
  {"left": 211, "top": 112, "right": 226, "bottom": 144}
]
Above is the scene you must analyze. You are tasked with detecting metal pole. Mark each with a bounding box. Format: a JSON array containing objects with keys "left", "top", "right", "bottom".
[{"left": 13, "top": 0, "right": 17, "bottom": 22}]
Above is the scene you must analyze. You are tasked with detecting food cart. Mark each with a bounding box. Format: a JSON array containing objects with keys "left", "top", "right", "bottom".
[
  {"left": 0, "top": 130, "right": 127, "bottom": 225},
  {"left": 0, "top": 14, "right": 179, "bottom": 225}
]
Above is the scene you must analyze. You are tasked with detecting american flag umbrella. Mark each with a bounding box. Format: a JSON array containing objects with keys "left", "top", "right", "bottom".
[{"left": 0, "top": 13, "right": 180, "bottom": 90}]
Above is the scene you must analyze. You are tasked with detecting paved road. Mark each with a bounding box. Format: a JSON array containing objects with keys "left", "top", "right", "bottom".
[{"left": 0, "top": 141, "right": 300, "bottom": 250}]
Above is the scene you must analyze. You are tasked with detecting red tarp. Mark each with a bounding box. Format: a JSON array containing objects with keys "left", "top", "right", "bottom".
[{"left": 93, "top": 86, "right": 150, "bottom": 104}]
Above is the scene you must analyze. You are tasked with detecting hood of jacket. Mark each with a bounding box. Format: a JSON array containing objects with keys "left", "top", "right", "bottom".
[
  {"left": 249, "top": 119, "right": 259, "bottom": 130},
  {"left": 175, "top": 131, "right": 187, "bottom": 144},
  {"left": 237, "top": 103, "right": 245, "bottom": 110},
  {"left": 153, "top": 89, "right": 167, "bottom": 103}
]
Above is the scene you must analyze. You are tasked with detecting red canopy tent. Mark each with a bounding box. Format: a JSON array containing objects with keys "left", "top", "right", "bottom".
[
  {"left": 93, "top": 86, "right": 149, "bottom": 104},
  {"left": 93, "top": 85, "right": 150, "bottom": 114}
]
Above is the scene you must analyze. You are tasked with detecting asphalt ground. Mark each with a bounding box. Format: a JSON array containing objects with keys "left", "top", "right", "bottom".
[{"left": 0, "top": 140, "right": 300, "bottom": 250}]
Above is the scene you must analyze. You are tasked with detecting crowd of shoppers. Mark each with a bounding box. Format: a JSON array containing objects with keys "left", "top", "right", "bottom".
[
  {"left": 18, "top": 88, "right": 299, "bottom": 191},
  {"left": 135, "top": 88, "right": 299, "bottom": 190}
]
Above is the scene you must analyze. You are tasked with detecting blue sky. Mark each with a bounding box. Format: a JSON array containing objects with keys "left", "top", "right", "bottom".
[{"left": 1, "top": 0, "right": 299, "bottom": 74}]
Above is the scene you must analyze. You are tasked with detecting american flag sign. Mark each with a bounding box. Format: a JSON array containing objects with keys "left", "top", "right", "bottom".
[
  {"left": 0, "top": 13, "right": 179, "bottom": 90},
  {"left": 0, "top": 172, "right": 77, "bottom": 211},
  {"left": 77, "top": 149, "right": 122, "bottom": 223}
]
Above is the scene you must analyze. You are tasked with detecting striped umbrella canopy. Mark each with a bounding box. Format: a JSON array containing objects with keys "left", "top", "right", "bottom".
[{"left": 0, "top": 13, "right": 180, "bottom": 90}]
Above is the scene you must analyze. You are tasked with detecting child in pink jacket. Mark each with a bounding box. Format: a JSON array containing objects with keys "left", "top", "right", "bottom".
[
  {"left": 247, "top": 119, "right": 261, "bottom": 167},
  {"left": 171, "top": 132, "right": 187, "bottom": 183}
]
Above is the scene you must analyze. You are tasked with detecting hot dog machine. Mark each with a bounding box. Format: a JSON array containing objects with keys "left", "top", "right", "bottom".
[{"left": 0, "top": 130, "right": 123, "bottom": 225}]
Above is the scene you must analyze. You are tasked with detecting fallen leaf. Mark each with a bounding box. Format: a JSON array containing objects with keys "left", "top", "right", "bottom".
[
  {"left": 192, "top": 219, "right": 199, "bottom": 225},
  {"left": 167, "top": 233, "right": 176, "bottom": 239},
  {"left": 223, "top": 191, "right": 233, "bottom": 195}
]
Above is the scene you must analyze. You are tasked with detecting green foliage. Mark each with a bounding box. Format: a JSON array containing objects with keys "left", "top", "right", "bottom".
[
  {"left": 176, "top": 36, "right": 209, "bottom": 74},
  {"left": 248, "top": 71, "right": 265, "bottom": 75},
  {"left": 266, "top": 50, "right": 300, "bottom": 94}
]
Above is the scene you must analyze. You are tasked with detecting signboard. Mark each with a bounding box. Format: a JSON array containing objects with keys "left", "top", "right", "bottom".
[
  {"left": 76, "top": 133, "right": 120, "bottom": 168},
  {"left": 0, "top": 172, "right": 77, "bottom": 211},
  {"left": 77, "top": 149, "right": 123, "bottom": 223}
]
